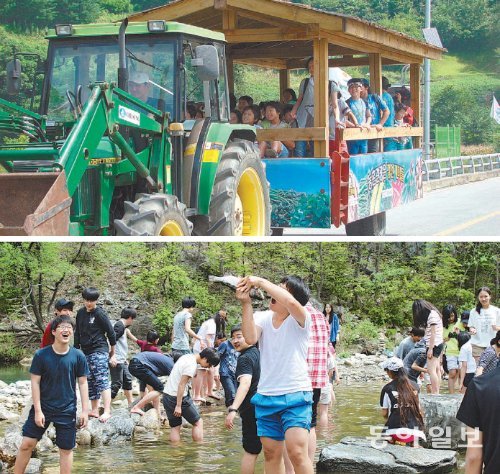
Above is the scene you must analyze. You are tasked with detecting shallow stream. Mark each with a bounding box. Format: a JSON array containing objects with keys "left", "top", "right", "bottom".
[{"left": 0, "top": 365, "right": 465, "bottom": 473}]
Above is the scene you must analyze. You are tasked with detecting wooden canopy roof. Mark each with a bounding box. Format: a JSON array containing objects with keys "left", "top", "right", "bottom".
[{"left": 128, "top": 0, "right": 445, "bottom": 67}]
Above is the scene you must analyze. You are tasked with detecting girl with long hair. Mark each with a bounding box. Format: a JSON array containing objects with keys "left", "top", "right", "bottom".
[
  {"left": 380, "top": 357, "right": 426, "bottom": 446},
  {"left": 412, "top": 299, "right": 444, "bottom": 394},
  {"left": 324, "top": 303, "right": 341, "bottom": 348},
  {"left": 468, "top": 287, "right": 500, "bottom": 363},
  {"left": 442, "top": 304, "right": 464, "bottom": 394}
]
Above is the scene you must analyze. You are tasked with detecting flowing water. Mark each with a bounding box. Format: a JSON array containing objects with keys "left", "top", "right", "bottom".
[{"left": 0, "top": 366, "right": 465, "bottom": 473}]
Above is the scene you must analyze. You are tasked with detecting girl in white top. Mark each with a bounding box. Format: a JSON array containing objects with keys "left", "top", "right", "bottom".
[
  {"left": 468, "top": 286, "right": 500, "bottom": 361},
  {"left": 412, "top": 299, "right": 443, "bottom": 395},
  {"left": 458, "top": 332, "right": 477, "bottom": 394}
]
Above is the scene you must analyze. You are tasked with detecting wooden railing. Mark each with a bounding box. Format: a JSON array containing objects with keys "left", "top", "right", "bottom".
[{"left": 255, "top": 126, "right": 423, "bottom": 147}]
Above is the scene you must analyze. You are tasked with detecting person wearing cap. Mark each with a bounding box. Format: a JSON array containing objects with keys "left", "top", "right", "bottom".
[
  {"left": 379, "top": 356, "right": 425, "bottom": 447},
  {"left": 359, "top": 79, "right": 389, "bottom": 153},
  {"left": 40, "top": 298, "right": 75, "bottom": 348},
  {"left": 128, "top": 71, "right": 163, "bottom": 111},
  {"left": 346, "top": 78, "right": 372, "bottom": 155},
  {"left": 456, "top": 336, "right": 500, "bottom": 474},
  {"left": 394, "top": 326, "right": 425, "bottom": 360},
  {"left": 476, "top": 331, "right": 500, "bottom": 376},
  {"left": 460, "top": 310, "right": 470, "bottom": 329}
]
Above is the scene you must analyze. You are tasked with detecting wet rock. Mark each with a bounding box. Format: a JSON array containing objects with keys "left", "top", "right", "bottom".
[
  {"left": 317, "top": 436, "right": 457, "bottom": 473},
  {"left": 420, "top": 394, "right": 465, "bottom": 450},
  {"left": 133, "top": 408, "right": 160, "bottom": 431},
  {"left": 0, "top": 380, "right": 7, "bottom": 390},
  {"left": 25, "top": 458, "right": 42, "bottom": 473},
  {"left": 36, "top": 435, "right": 53, "bottom": 453},
  {"left": 76, "top": 429, "right": 91, "bottom": 446},
  {"left": 85, "top": 409, "right": 135, "bottom": 446}
]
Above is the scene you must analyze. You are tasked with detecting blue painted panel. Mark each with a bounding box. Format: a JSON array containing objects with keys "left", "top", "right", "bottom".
[
  {"left": 348, "top": 149, "right": 423, "bottom": 221},
  {"left": 263, "top": 158, "right": 331, "bottom": 228}
]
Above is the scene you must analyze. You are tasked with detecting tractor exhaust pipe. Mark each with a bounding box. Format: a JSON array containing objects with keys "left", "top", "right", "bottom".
[{"left": 118, "top": 19, "right": 128, "bottom": 91}]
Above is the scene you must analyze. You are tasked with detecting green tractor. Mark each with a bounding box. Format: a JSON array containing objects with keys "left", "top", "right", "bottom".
[{"left": 0, "top": 20, "right": 270, "bottom": 236}]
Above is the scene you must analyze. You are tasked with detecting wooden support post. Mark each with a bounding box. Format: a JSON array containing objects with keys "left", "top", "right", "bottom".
[
  {"left": 369, "top": 53, "right": 383, "bottom": 150},
  {"left": 222, "top": 10, "right": 237, "bottom": 95},
  {"left": 410, "top": 63, "right": 421, "bottom": 148},
  {"left": 369, "top": 53, "right": 382, "bottom": 94},
  {"left": 279, "top": 69, "right": 290, "bottom": 101},
  {"left": 313, "top": 38, "right": 329, "bottom": 157}
]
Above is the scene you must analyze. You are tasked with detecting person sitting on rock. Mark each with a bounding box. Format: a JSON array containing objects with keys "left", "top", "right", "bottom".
[
  {"left": 14, "top": 315, "right": 89, "bottom": 474},
  {"left": 379, "top": 357, "right": 426, "bottom": 447}
]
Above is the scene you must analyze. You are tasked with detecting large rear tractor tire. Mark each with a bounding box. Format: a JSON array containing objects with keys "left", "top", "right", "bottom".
[
  {"left": 197, "top": 140, "right": 270, "bottom": 236},
  {"left": 345, "top": 211, "right": 386, "bottom": 236},
  {"left": 114, "top": 193, "right": 193, "bottom": 236}
]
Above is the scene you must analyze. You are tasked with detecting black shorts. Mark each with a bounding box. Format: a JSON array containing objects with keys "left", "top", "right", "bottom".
[
  {"left": 310, "top": 388, "right": 321, "bottom": 428},
  {"left": 129, "top": 358, "right": 164, "bottom": 393},
  {"left": 240, "top": 405, "right": 262, "bottom": 455},
  {"left": 110, "top": 362, "right": 133, "bottom": 398},
  {"left": 432, "top": 343, "right": 444, "bottom": 358},
  {"left": 463, "top": 372, "right": 474, "bottom": 387},
  {"left": 22, "top": 407, "right": 76, "bottom": 450},
  {"left": 162, "top": 393, "right": 200, "bottom": 428}
]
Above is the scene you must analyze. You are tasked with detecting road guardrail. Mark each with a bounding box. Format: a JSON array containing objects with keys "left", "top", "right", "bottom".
[{"left": 423, "top": 154, "right": 500, "bottom": 181}]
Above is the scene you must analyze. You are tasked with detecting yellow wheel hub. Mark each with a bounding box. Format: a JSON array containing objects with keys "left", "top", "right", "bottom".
[
  {"left": 237, "top": 168, "right": 266, "bottom": 236},
  {"left": 159, "top": 221, "right": 185, "bottom": 236}
]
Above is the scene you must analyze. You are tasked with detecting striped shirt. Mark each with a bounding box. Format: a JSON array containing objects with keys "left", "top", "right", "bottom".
[{"left": 306, "top": 303, "right": 329, "bottom": 389}]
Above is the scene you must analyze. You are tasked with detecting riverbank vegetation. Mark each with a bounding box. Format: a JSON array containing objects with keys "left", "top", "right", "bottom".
[{"left": 0, "top": 242, "right": 498, "bottom": 364}]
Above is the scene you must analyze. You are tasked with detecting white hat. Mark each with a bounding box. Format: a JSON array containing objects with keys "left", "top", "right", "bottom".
[
  {"left": 129, "top": 71, "right": 149, "bottom": 84},
  {"left": 379, "top": 356, "right": 404, "bottom": 372}
]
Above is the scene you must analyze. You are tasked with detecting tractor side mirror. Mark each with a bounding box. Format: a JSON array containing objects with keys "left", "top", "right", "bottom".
[
  {"left": 192, "top": 45, "right": 219, "bottom": 82},
  {"left": 6, "top": 59, "right": 22, "bottom": 95}
]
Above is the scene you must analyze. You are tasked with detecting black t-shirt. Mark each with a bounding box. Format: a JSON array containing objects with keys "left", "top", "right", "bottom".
[
  {"left": 74, "top": 306, "right": 117, "bottom": 355},
  {"left": 456, "top": 365, "right": 500, "bottom": 474},
  {"left": 235, "top": 346, "right": 260, "bottom": 413},
  {"left": 379, "top": 379, "right": 421, "bottom": 432}
]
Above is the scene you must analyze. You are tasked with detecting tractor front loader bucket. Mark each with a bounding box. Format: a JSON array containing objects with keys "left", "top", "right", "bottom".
[{"left": 0, "top": 172, "right": 71, "bottom": 236}]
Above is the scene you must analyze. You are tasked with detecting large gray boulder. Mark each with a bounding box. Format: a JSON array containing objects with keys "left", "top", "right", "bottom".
[
  {"left": 317, "top": 437, "right": 457, "bottom": 473},
  {"left": 82, "top": 409, "right": 137, "bottom": 446},
  {"left": 420, "top": 394, "right": 465, "bottom": 450}
]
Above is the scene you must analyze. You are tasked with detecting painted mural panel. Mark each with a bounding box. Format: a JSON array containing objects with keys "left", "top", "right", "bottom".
[
  {"left": 263, "top": 158, "right": 331, "bottom": 228},
  {"left": 348, "top": 149, "right": 423, "bottom": 222}
]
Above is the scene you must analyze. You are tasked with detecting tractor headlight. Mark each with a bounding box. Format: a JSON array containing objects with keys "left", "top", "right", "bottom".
[
  {"left": 147, "top": 20, "right": 165, "bottom": 32},
  {"left": 55, "top": 24, "right": 73, "bottom": 36}
]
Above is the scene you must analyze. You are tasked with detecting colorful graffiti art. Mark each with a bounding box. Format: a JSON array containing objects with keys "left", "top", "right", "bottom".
[
  {"left": 263, "top": 158, "right": 331, "bottom": 228},
  {"left": 348, "top": 149, "right": 423, "bottom": 222}
]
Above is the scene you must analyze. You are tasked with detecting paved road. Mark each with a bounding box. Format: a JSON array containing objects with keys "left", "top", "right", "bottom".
[{"left": 284, "top": 176, "right": 500, "bottom": 237}]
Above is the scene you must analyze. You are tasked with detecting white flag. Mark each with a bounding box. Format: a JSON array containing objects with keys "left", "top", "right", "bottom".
[{"left": 491, "top": 95, "right": 500, "bottom": 125}]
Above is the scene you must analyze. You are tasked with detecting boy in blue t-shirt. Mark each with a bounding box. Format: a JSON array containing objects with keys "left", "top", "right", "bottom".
[
  {"left": 346, "top": 79, "right": 372, "bottom": 155},
  {"left": 15, "top": 315, "right": 89, "bottom": 474}
]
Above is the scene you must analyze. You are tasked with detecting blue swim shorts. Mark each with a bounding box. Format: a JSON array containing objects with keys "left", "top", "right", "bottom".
[{"left": 251, "top": 391, "right": 313, "bottom": 441}]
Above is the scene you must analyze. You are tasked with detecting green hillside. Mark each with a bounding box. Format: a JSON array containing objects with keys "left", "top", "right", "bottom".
[{"left": 0, "top": 0, "right": 498, "bottom": 150}]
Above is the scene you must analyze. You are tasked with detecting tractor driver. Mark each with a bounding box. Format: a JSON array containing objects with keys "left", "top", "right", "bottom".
[{"left": 128, "top": 71, "right": 163, "bottom": 111}]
